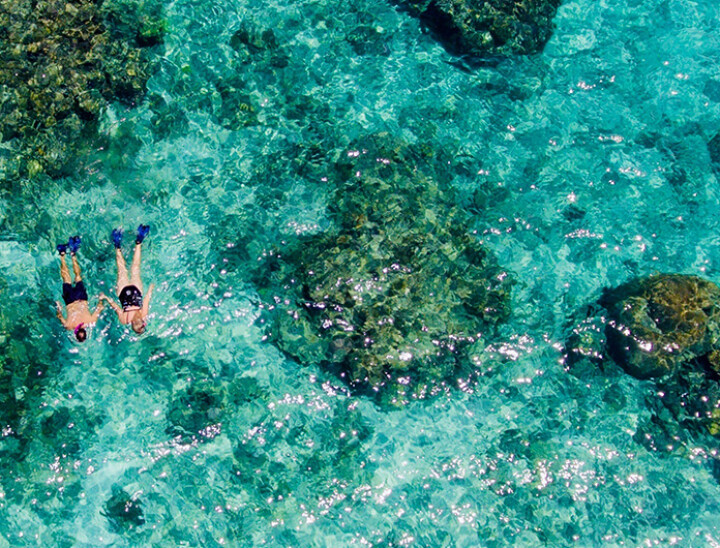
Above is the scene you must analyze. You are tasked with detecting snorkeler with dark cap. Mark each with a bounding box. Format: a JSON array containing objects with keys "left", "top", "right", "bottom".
[
  {"left": 55, "top": 236, "right": 104, "bottom": 342},
  {"left": 100, "top": 224, "right": 154, "bottom": 335}
]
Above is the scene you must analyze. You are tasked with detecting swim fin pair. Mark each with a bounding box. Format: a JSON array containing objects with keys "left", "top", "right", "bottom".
[
  {"left": 56, "top": 235, "right": 81, "bottom": 256},
  {"left": 113, "top": 224, "right": 150, "bottom": 249}
]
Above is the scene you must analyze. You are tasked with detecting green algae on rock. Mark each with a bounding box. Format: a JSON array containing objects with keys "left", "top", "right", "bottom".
[
  {"left": 599, "top": 274, "right": 720, "bottom": 380},
  {"left": 0, "top": 0, "right": 165, "bottom": 179},
  {"left": 254, "top": 134, "right": 513, "bottom": 402},
  {"left": 398, "top": 0, "right": 562, "bottom": 57}
]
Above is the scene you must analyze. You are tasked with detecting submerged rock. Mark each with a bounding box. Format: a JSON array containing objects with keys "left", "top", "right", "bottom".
[
  {"left": 166, "top": 380, "right": 226, "bottom": 444},
  {"left": 708, "top": 133, "right": 720, "bottom": 175},
  {"left": 165, "top": 376, "right": 266, "bottom": 444},
  {"left": 103, "top": 486, "right": 145, "bottom": 531},
  {"left": 599, "top": 274, "right": 720, "bottom": 380},
  {"left": 254, "top": 134, "right": 513, "bottom": 402},
  {"left": 399, "top": 0, "right": 562, "bottom": 57}
]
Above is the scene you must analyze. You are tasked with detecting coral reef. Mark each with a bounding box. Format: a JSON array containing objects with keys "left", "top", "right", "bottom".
[
  {"left": 0, "top": 275, "right": 101, "bottom": 531},
  {"left": 0, "top": 278, "right": 59, "bottom": 460},
  {"left": 346, "top": 25, "right": 390, "bottom": 56},
  {"left": 148, "top": 93, "right": 189, "bottom": 140},
  {"left": 655, "top": 361, "right": 720, "bottom": 438},
  {"left": 231, "top": 400, "right": 374, "bottom": 512},
  {"left": 399, "top": 0, "right": 562, "bottom": 57},
  {"left": 254, "top": 134, "right": 513, "bottom": 402},
  {"left": 565, "top": 273, "right": 720, "bottom": 440},
  {"left": 215, "top": 21, "right": 295, "bottom": 129},
  {"left": 229, "top": 23, "right": 289, "bottom": 68},
  {"left": 0, "top": 0, "right": 164, "bottom": 179},
  {"left": 214, "top": 74, "right": 258, "bottom": 130},
  {"left": 599, "top": 274, "right": 720, "bottom": 380}
]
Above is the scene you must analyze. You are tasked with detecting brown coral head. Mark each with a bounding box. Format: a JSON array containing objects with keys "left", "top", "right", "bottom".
[{"left": 600, "top": 274, "right": 720, "bottom": 379}]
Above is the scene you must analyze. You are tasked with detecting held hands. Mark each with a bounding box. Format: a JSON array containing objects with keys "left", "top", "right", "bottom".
[{"left": 98, "top": 293, "right": 121, "bottom": 312}]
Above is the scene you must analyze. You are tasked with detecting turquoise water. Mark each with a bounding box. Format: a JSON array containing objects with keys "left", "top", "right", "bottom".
[{"left": 3, "top": 0, "right": 720, "bottom": 545}]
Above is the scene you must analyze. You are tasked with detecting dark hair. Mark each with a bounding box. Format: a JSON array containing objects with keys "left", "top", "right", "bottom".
[{"left": 75, "top": 327, "right": 87, "bottom": 342}]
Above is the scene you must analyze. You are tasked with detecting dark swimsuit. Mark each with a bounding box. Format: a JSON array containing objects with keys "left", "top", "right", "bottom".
[
  {"left": 119, "top": 285, "right": 143, "bottom": 309},
  {"left": 62, "top": 281, "right": 88, "bottom": 305}
]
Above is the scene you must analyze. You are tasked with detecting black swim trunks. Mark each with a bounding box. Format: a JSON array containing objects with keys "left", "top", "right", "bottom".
[
  {"left": 62, "top": 281, "right": 88, "bottom": 305},
  {"left": 119, "top": 285, "right": 143, "bottom": 309}
]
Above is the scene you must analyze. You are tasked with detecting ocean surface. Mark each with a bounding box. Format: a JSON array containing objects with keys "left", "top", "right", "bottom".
[{"left": 2, "top": 0, "right": 720, "bottom": 545}]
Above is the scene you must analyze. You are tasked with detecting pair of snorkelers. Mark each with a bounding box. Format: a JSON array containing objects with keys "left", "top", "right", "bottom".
[{"left": 55, "top": 225, "right": 154, "bottom": 342}]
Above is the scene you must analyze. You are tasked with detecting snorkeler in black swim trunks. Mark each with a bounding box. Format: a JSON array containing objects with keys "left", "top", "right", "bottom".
[
  {"left": 100, "top": 224, "right": 154, "bottom": 335},
  {"left": 55, "top": 235, "right": 104, "bottom": 342},
  {"left": 119, "top": 284, "right": 143, "bottom": 309}
]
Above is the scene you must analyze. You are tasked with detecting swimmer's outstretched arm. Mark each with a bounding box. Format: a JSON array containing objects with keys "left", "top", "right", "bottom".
[
  {"left": 55, "top": 301, "right": 68, "bottom": 328},
  {"left": 91, "top": 300, "right": 105, "bottom": 322},
  {"left": 142, "top": 284, "right": 155, "bottom": 316}
]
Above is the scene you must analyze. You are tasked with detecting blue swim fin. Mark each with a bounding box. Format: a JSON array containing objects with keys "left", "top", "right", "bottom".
[
  {"left": 112, "top": 228, "right": 123, "bottom": 249},
  {"left": 136, "top": 224, "right": 150, "bottom": 244},
  {"left": 56, "top": 243, "right": 68, "bottom": 255},
  {"left": 68, "top": 235, "right": 81, "bottom": 255}
]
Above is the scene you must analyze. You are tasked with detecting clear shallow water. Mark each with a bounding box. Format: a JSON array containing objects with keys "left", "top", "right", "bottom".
[{"left": 2, "top": 0, "right": 720, "bottom": 545}]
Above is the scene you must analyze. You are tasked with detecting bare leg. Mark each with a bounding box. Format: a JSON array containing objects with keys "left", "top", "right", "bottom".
[
  {"left": 116, "top": 248, "right": 130, "bottom": 295},
  {"left": 60, "top": 254, "right": 71, "bottom": 284},
  {"left": 71, "top": 254, "right": 82, "bottom": 282},
  {"left": 129, "top": 243, "right": 143, "bottom": 292}
]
